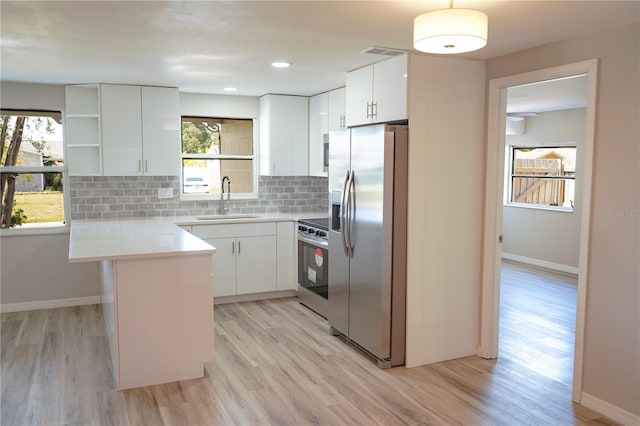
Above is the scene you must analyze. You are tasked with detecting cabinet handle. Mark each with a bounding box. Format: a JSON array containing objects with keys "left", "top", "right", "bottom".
[
  {"left": 372, "top": 102, "right": 378, "bottom": 119},
  {"left": 238, "top": 241, "right": 241, "bottom": 254},
  {"left": 366, "top": 102, "right": 372, "bottom": 119},
  {"left": 138, "top": 160, "right": 142, "bottom": 172},
  {"left": 144, "top": 160, "right": 148, "bottom": 172}
]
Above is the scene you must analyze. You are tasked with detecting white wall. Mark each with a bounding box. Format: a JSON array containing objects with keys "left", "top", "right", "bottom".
[
  {"left": 487, "top": 22, "right": 639, "bottom": 417},
  {"left": 405, "top": 54, "right": 486, "bottom": 366},
  {"left": 503, "top": 108, "right": 586, "bottom": 269},
  {"left": 0, "top": 82, "right": 65, "bottom": 111},
  {"left": 180, "top": 92, "right": 259, "bottom": 118},
  {"left": 1, "top": 233, "right": 99, "bottom": 304}
]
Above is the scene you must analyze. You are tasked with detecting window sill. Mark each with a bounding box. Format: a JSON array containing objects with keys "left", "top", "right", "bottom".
[
  {"left": 0, "top": 223, "right": 70, "bottom": 237},
  {"left": 504, "top": 203, "right": 574, "bottom": 213}
]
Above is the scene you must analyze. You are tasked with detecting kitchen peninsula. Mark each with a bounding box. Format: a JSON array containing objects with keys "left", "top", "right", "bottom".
[{"left": 69, "top": 219, "right": 216, "bottom": 390}]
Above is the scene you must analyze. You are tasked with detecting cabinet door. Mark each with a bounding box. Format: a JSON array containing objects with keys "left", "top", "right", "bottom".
[
  {"left": 328, "top": 87, "right": 346, "bottom": 131},
  {"left": 308, "top": 93, "right": 328, "bottom": 177},
  {"left": 236, "top": 235, "right": 277, "bottom": 295},
  {"left": 276, "top": 222, "right": 297, "bottom": 291},
  {"left": 101, "top": 85, "right": 143, "bottom": 175},
  {"left": 345, "top": 65, "right": 373, "bottom": 127},
  {"left": 141, "top": 87, "right": 181, "bottom": 176},
  {"left": 260, "top": 95, "right": 309, "bottom": 176},
  {"left": 205, "top": 237, "right": 237, "bottom": 297},
  {"left": 373, "top": 55, "right": 407, "bottom": 123}
]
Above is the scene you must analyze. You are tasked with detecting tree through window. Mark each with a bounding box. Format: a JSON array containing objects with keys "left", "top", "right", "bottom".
[{"left": 0, "top": 111, "right": 65, "bottom": 228}]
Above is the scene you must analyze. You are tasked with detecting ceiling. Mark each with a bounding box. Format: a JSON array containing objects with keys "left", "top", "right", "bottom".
[
  {"left": 1, "top": 1, "right": 638, "bottom": 98},
  {"left": 507, "top": 74, "right": 589, "bottom": 114}
]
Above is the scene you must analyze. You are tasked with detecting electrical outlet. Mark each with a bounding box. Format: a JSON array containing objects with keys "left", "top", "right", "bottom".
[{"left": 158, "top": 188, "right": 173, "bottom": 199}]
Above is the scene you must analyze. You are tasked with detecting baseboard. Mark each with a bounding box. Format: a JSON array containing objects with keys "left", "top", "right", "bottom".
[
  {"left": 581, "top": 392, "right": 640, "bottom": 425},
  {"left": 214, "top": 289, "right": 297, "bottom": 305},
  {"left": 501, "top": 252, "right": 579, "bottom": 276},
  {"left": 0, "top": 296, "right": 100, "bottom": 313}
]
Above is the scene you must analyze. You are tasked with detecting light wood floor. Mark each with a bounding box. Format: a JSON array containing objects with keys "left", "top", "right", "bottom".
[{"left": 1, "top": 262, "right": 616, "bottom": 425}]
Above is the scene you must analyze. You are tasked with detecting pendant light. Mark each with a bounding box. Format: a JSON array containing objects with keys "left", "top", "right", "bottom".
[{"left": 413, "top": 0, "right": 488, "bottom": 54}]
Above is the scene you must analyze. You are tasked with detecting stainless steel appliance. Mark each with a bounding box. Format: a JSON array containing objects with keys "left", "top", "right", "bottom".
[
  {"left": 297, "top": 218, "right": 329, "bottom": 318},
  {"left": 328, "top": 124, "right": 408, "bottom": 368}
]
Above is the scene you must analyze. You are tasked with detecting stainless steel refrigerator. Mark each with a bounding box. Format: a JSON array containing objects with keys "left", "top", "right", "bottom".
[{"left": 328, "top": 123, "right": 408, "bottom": 368}]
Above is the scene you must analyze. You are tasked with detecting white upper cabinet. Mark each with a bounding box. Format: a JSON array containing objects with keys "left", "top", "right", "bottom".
[
  {"left": 308, "top": 92, "right": 328, "bottom": 177},
  {"left": 328, "top": 87, "right": 346, "bottom": 131},
  {"left": 309, "top": 87, "right": 345, "bottom": 177},
  {"left": 101, "top": 85, "right": 143, "bottom": 175},
  {"left": 345, "top": 55, "right": 407, "bottom": 127},
  {"left": 345, "top": 66, "right": 374, "bottom": 127},
  {"left": 101, "top": 84, "right": 180, "bottom": 176},
  {"left": 259, "top": 94, "right": 309, "bottom": 176},
  {"left": 140, "top": 87, "right": 181, "bottom": 176}
]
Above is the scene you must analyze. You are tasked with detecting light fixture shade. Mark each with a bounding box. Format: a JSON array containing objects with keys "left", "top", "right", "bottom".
[{"left": 413, "top": 8, "right": 488, "bottom": 54}]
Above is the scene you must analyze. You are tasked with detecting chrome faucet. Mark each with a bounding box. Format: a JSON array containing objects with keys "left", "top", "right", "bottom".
[{"left": 220, "top": 176, "right": 231, "bottom": 215}]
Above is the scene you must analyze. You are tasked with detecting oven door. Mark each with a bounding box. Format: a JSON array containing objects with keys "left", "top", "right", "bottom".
[{"left": 297, "top": 234, "right": 329, "bottom": 318}]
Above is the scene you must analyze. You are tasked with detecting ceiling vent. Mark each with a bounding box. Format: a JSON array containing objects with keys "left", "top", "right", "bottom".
[{"left": 362, "top": 46, "right": 407, "bottom": 57}]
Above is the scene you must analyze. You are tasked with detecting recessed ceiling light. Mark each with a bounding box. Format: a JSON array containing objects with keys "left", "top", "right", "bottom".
[
  {"left": 224, "top": 87, "right": 237, "bottom": 92},
  {"left": 271, "top": 61, "right": 291, "bottom": 68}
]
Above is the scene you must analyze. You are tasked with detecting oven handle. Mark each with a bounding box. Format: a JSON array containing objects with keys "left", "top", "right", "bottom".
[{"left": 298, "top": 234, "right": 329, "bottom": 249}]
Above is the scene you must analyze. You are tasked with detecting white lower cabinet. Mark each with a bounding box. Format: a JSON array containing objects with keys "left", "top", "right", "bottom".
[
  {"left": 206, "top": 237, "right": 238, "bottom": 297},
  {"left": 190, "top": 222, "right": 282, "bottom": 297},
  {"left": 236, "top": 236, "right": 277, "bottom": 295}
]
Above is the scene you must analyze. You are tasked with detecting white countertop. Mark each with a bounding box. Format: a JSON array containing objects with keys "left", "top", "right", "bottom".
[
  {"left": 69, "top": 212, "right": 327, "bottom": 263},
  {"left": 69, "top": 220, "right": 216, "bottom": 263}
]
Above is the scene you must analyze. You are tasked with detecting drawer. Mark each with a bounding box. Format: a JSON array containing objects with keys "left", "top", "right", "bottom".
[{"left": 190, "top": 222, "right": 277, "bottom": 239}]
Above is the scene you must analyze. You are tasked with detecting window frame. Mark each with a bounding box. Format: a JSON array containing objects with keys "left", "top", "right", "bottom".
[
  {"left": 179, "top": 116, "right": 258, "bottom": 201},
  {"left": 505, "top": 144, "right": 577, "bottom": 213},
  {"left": 0, "top": 111, "right": 69, "bottom": 235}
]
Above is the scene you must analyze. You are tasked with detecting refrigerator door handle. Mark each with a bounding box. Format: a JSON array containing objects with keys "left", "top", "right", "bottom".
[{"left": 341, "top": 170, "right": 350, "bottom": 256}]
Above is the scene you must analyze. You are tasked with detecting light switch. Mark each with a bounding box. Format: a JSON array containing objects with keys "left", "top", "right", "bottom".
[{"left": 158, "top": 188, "right": 173, "bottom": 199}]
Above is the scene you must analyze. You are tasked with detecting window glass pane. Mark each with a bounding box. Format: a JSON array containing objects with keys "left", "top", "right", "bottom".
[
  {"left": 183, "top": 159, "right": 254, "bottom": 195},
  {"left": 511, "top": 147, "right": 576, "bottom": 208},
  {"left": 181, "top": 117, "right": 253, "bottom": 156},
  {"left": 1, "top": 172, "right": 64, "bottom": 227},
  {"left": 1, "top": 114, "right": 64, "bottom": 168}
]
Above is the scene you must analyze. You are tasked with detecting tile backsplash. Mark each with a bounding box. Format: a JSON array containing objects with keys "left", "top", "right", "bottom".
[{"left": 69, "top": 175, "right": 328, "bottom": 220}]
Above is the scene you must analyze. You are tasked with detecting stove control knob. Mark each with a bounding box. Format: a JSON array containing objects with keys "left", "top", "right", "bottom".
[
  {"left": 308, "top": 228, "right": 316, "bottom": 234},
  {"left": 316, "top": 231, "right": 326, "bottom": 237},
  {"left": 299, "top": 226, "right": 307, "bottom": 232}
]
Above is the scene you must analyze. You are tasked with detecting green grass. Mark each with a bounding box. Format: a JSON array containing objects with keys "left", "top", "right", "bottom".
[{"left": 13, "top": 191, "right": 64, "bottom": 224}]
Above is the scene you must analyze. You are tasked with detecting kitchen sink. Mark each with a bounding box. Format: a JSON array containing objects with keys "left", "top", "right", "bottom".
[{"left": 194, "top": 214, "right": 260, "bottom": 221}]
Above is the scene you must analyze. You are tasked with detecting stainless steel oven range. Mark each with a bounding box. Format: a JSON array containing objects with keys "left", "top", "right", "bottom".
[{"left": 297, "top": 218, "right": 328, "bottom": 318}]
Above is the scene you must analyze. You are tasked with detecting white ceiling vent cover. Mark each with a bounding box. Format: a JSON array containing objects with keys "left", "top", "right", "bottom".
[{"left": 362, "top": 46, "right": 406, "bottom": 57}]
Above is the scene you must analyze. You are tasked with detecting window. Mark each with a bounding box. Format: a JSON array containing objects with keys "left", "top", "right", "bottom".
[
  {"left": 508, "top": 146, "right": 576, "bottom": 210},
  {"left": 0, "top": 111, "right": 65, "bottom": 229},
  {"left": 180, "top": 117, "right": 255, "bottom": 198}
]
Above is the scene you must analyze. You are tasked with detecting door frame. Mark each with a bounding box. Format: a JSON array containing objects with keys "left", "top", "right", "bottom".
[{"left": 478, "top": 59, "right": 599, "bottom": 402}]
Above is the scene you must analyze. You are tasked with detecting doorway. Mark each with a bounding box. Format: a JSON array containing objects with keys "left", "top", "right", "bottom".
[
  {"left": 498, "top": 75, "right": 586, "bottom": 384},
  {"left": 479, "top": 59, "right": 599, "bottom": 402}
]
